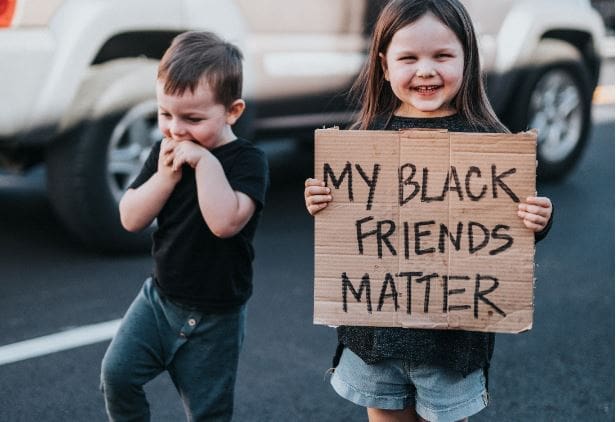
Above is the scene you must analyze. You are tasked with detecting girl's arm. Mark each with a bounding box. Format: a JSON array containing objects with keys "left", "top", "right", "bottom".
[
  {"left": 173, "top": 140, "right": 256, "bottom": 238},
  {"left": 119, "top": 139, "right": 181, "bottom": 232},
  {"left": 304, "top": 178, "right": 332, "bottom": 216},
  {"left": 517, "top": 196, "right": 553, "bottom": 232}
]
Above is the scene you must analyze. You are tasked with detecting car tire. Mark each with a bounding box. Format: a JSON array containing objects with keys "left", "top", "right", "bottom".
[
  {"left": 506, "top": 60, "right": 592, "bottom": 181},
  {"left": 46, "top": 59, "right": 161, "bottom": 253}
]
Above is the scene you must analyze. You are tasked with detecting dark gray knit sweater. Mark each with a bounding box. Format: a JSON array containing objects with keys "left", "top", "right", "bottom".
[{"left": 334, "top": 113, "right": 552, "bottom": 378}]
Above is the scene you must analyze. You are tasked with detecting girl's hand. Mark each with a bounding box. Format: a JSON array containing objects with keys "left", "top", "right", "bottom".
[
  {"left": 304, "top": 178, "right": 332, "bottom": 215},
  {"left": 517, "top": 196, "right": 552, "bottom": 232},
  {"left": 158, "top": 138, "right": 182, "bottom": 183},
  {"left": 172, "top": 140, "right": 209, "bottom": 171}
]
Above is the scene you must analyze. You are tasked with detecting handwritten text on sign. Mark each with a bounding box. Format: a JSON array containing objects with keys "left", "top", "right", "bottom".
[{"left": 313, "top": 129, "right": 537, "bottom": 333}]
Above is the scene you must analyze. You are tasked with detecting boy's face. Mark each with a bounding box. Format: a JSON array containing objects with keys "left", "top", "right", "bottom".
[{"left": 156, "top": 79, "right": 243, "bottom": 150}]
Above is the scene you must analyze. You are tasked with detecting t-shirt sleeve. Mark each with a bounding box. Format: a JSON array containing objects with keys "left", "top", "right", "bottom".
[
  {"left": 128, "top": 141, "right": 161, "bottom": 190},
  {"left": 228, "top": 146, "right": 269, "bottom": 211}
]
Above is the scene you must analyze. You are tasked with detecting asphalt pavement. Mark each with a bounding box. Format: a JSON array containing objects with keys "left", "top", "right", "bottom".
[{"left": 0, "top": 78, "right": 613, "bottom": 421}]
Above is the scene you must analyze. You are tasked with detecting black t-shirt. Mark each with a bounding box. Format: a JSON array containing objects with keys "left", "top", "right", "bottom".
[
  {"left": 336, "top": 114, "right": 552, "bottom": 377},
  {"left": 129, "top": 138, "right": 269, "bottom": 312}
]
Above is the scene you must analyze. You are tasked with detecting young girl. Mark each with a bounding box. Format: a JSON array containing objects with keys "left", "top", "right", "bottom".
[{"left": 304, "top": 1, "right": 553, "bottom": 421}]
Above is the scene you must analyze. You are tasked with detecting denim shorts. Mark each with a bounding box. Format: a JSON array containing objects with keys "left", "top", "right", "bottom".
[{"left": 330, "top": 348, "right": 488, "bottom": 422}]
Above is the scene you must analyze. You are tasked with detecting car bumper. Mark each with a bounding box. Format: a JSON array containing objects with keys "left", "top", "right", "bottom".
[{"left": 0, "top": 28, "right": 57, "bottom": 140}]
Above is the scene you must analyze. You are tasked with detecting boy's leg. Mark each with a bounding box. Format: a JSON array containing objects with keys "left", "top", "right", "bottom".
[
  {"left": 167, "top": 306, "right": 246, "bottom": 422},
  {"left": 100, "top": 278, "right": 166, "bottom": 421}
]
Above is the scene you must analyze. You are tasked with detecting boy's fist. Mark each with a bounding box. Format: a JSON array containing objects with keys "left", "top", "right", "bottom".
[{"left": 158, "top": 138, "right": 182, "bottom": 182}]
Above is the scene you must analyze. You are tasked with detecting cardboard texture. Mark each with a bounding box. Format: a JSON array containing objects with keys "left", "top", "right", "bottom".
[{"left": 314, "top": 128, "right": 536, "bottom": 333}]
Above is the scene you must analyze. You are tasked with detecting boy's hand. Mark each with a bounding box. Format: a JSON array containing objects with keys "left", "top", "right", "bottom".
[
  {"left": 304, "top": 178, "right": 332, "bottom": 216},
  {"left": 517, "top": 196, "right": 552, "bottom": 232},
  {"left": 172, "top": 140, "right": 209, "bottom": 171},
  {"left": 158, "top": 138, "right": 182, "bottom": 183}
]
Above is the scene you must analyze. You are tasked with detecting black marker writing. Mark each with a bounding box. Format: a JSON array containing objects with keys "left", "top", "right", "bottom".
[{"left": 341, "top": 272, "right": 372, "bottom": 313}]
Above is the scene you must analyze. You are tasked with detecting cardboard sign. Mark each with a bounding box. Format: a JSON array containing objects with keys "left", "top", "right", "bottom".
[{"left": 314, "top": 128, "right": 537, "bottom": 333}]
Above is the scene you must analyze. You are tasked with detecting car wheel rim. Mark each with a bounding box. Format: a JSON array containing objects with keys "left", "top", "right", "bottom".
[
  {"left": 107, "top": 100, "right": 161, "bottom": 202},
  {"left": 529, "top": 69, "right": 583, "bottom": 164}
]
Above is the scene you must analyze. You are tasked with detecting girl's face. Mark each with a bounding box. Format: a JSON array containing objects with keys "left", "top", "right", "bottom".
[{"left": 380, "top": 12, "right": 464, "bottom": 118}]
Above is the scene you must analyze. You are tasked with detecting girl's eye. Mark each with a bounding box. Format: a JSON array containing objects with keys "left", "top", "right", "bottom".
[
  {"left": 159, "top": 112, "right": 171, "bottom": 118},
  {"left": 437, "top": 53, "right": 453, "bottom": 59},
  {"left": 400, "top": 56, "right": 416, "bottom": 62},
  {"left": 187, "top": 117, "right": 203, "bottom": 123}
]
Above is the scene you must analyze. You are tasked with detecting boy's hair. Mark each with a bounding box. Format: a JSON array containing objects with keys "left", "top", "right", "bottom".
[
  {"left": 158, "top": 31, "right": 243, "bottom": 108},
  {"left": 351, "top": 0, "right": 508, "bottom": 132}
]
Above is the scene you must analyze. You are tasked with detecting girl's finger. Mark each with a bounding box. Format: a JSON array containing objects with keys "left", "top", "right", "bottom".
[
  {"left": 525, "top": 196, "right": 551, "bottom": 208},
  {"left": 517, "top": 210, "right": 546, "bottom": 225},
  {"left": 307, "top": 194, "right": 333, "bottom": 205},
  {"left": 522, "top": 218, "right": 544, "bottom": 232},
  {"left": 518, "top": 203, "right": 550, "bottom": 217},
  {"left": 522, "top": 214, "right": 547, "bottom": 232},
  {"left": 308, "top": 202, "right": 328, "bottom": 215},
  {"left": 305, "top": 186, "right": 331, "bottom": 197},
  {"left": 305, "top": 178, "right": 325, "bottom": 188}
]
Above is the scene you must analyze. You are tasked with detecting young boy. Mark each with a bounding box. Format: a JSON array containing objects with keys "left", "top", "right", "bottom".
[{"left": 100, "top": 31, "right": 269, "bottom": 421}]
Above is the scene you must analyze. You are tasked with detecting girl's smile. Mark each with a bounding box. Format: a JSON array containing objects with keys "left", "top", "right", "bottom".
[
  {"left": 379, "top": 12, "right": 464, "bottom": 118},
  {"left": 413, "top": 85, "right": 443, "bottom": 95}
]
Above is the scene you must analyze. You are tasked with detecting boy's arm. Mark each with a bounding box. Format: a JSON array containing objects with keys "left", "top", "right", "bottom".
[
  {"left": 119, "top": 173, "right": 178, "bottom": 232},
  {"left": 194, "top": 152, "right": 255, "bottom": 238},
  {"left": 119, "top": 139, "right": 181, "bottom": 232},
  {"left": 172, "top": 139, "right": 264, "bottom": 238}
]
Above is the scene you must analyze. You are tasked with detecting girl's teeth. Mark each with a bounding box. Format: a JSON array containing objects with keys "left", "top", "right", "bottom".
[{"left": 416, "top": 86, "right": 438, "bottom": 92}]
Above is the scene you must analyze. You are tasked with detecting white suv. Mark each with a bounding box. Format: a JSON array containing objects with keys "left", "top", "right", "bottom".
[{"left": 0, "top": 0, "right": 604, "bottom": 252}]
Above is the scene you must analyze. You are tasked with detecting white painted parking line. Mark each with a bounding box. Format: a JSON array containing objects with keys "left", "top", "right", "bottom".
[{"left": 0, "top": 319, "right": 121, "bottom": 366}]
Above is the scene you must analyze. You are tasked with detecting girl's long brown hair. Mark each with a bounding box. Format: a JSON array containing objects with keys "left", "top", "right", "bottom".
[{"left": 350, "top": 0, "right": 508, "bottom": 132}]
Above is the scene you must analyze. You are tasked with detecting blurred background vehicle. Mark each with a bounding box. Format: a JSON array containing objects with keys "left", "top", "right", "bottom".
[
  {"left": 0, "top": 0, "right": 605, "bottom": 253},
  {"left": 591, "top": 0, "right": 615, "bottom": 32}
]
